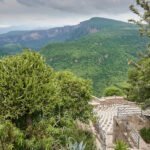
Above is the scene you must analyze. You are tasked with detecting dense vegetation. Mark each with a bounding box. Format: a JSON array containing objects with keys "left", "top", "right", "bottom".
[
  {"left": 127, "top": 0, "right": 150, "bottom": 109},
  {"left": 127, "top": 53, "right": 150, "bottom": 108},
  {"left": 104, "top": 86, "right": 124, "bottom": 96},
  {"left": 0, "top": 44, "right": 23, "bottom": 57},
  {"left": 0, "top": 18, "right": 148, "bottom": 96},
  {"left": 41, "top": 28, "right": 147, "bottom": 96},
  {"left": 140, "top": 128, "right": 150, "bottom": 143},
  {"left": 0, "top": 51, "right": 95, "bottom": 150}
]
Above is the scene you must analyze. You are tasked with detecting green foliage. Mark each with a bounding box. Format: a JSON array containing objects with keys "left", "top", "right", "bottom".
[
  {"left": 66, "top": 138, "right": 86, "bottom": 150},
  {"left": 114, "top": 82, "right": 131, "bottom": 98},
  {"left": 104, "top": 86, "right": 124, "bottom": 96},
  {"left": 0, "top": 50, "right": 94, "bottom": 149},
  {"left": 127, "top": 50, "right": 150, "bottom": 108},
  {"left": 0, "top": 18, "right": 148, "bottom": 97},
  {"left": 140, "top": 127, "right": 150, "bottom": 143},
  {"left": 129, "top": 0, "right": 150, "bottom": 37},
  {"left": 55, "top": 71, "right": 92, "bottom": 122},
  {"left": 41, "top": 28, "right": 147, "bottom": 96},
  {"left": 115, "top": 140, "right": 129, "bottom": 150},
  {"left": 0, "top": 117, "right": 25, "bottom": 150},
  {"left": 64, "top": 129, "right": 95, "bottom": 150},
  {"left": 0, "top": 44, "right": 23, "bottom": 57},
  {"left": 0, "top": 50, "right": 57, "bottom": 120},
  {"left": 127, "top": 0, "right": 150, "bottom": 108}
]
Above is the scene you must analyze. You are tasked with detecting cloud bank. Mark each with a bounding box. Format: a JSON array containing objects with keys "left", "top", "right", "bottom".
[
  {"left": 0, "top": 0, "right": 136, "bottom": 28},
  {"left": 17, "top": 0, "right": 134, "bottom": 14}
]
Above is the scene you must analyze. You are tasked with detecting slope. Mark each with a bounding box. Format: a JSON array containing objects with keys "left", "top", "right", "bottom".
[
  {"left": 0, "top": 17, "right": 136, "bottom": 52},
  {"left": 41, "top": 28, "right": 148, "bottom": 96}
]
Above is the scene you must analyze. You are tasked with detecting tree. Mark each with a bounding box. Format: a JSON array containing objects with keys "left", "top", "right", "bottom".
[
  {"left": 129, "top": 0, "right": 150, "bottom": 58},
  {"left": 129, "top": 0, "right": 150, "bottom": 37},
  {"left": 128, "top": 56, "right": 150, "bottom": 108},
  {"left": 104, "top": 86, "right": 124, "bottom": 96},
  {"left": 0, "top": 50, "right": 58, "bottom": 123},
  {"left": 0, "top": 50, "right": 94, "bottom": 149},
  {"left": 127, "top": 0, "right": 150, "bottom": 108},
  {"left": 55, "top": 71, "right": 92, "bottom": 122}
]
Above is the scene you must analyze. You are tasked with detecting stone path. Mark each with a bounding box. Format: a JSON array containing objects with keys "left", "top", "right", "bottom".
[{"left": 91, "top": 96, "right": 142, "bottom": 150}]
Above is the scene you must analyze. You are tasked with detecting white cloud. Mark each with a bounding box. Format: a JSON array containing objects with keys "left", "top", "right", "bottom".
[
  {"left": 0, "top": 0, "right": 136, "bottom": 28},
  {"left": 0, "top": 24, "right": 12, "bottom": 28}
]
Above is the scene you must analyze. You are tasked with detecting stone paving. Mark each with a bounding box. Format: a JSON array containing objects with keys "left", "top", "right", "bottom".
[{"left": 91, "top": 96, "right": 142, "bottom": 149}]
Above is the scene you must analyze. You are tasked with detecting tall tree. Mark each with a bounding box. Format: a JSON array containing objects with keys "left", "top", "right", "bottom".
[
  {"left": 128, "top": 0, "right": 150, "bottom": 108},
  {"left": 129, "top": 0, "right": 150, "bottom": 37}
]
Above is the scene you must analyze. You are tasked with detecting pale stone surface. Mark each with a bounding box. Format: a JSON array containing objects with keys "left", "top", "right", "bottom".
[{"left": 91, "top": 96, "right": 143, "bottom": 150}]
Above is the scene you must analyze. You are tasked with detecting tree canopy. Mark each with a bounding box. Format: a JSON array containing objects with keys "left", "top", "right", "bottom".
[
  {"left": 128, "top": 0, "right": 150, "bottom": 109},
  {"left": 128, "top": 55, "right": 150, "bottom": 108},
  {"left": 129, "top": 0, "right": 150, "bottom": 37},
  {"left": 0, "top": 50, "right": 94, "bottom": 149}
]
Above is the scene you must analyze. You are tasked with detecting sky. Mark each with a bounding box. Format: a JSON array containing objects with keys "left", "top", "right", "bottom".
[{"left": 0, "top": 0, "right": 137, "bottom": 30}]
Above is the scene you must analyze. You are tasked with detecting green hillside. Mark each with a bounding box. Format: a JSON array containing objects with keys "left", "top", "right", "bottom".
[
  {"left": 41, "top": 28, "right": 148, "bottom": 96},
  {"left": 0, "top": 44, "right": 23, "bottom": 57}
]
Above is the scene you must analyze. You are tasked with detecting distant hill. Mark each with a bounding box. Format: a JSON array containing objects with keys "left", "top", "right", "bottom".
[
  {"left": 40, "top": 18, "right": 148, "bottom": 95},
  {"left": 0, "top": 17, "right": 136, "bottom": 53}
]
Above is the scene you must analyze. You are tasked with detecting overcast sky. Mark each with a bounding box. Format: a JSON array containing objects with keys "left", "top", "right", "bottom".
[{"left": 0, "top": 0, "right": 137, "bottom": 29}]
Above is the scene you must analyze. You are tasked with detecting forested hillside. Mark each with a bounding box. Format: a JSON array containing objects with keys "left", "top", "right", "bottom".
[
  {"left": 0, "top": 44, "right": 23, "bottom": 56},
  {"left": 41, "top": 28, "right": 148, "bottom": 96}
]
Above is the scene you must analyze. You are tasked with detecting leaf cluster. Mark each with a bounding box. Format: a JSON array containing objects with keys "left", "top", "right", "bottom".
[
  {"left": 0, "top": 50, "right": 94, "bottom": 149},
  {"left": 129, "top": 0, "right": 150, "bottom": 37}
]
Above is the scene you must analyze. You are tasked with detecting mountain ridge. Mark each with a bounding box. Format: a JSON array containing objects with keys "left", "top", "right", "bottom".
[{"left": 0, "top": 17, "right": 136, "bottom": 52}]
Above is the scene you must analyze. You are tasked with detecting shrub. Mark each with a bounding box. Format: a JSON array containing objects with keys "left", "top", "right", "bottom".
[
  {"left": 115, "top": 140, "right": 128, "bottom": 150},
  {"left": 104, "top": 86, "right": 124, "bottom": 96},
  {"left": 140, "top": 127, "right": 150, "bottom": 143},
  {"left": 0, "top": 50, "right": 94, "bottom": 149}
]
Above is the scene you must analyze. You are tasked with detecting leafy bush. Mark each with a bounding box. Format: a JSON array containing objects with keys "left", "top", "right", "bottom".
[
  {"left": 140, "top": 127, "right": 150, "bottom": 143},
  {"left": 0, "top": 117, "right": 25, "bottom": 150},
  {"left": 0, "top": 50, "right": 94, "bottom": 149},
  {"left": 66, "top": 138, "right": 86, "bottom": 150},
  {"left": 104, "top": 86, "right": 124, "bottom": 96}
]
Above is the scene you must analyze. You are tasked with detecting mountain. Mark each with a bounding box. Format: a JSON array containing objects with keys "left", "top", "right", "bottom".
[
  {"left": 0, "top": 17, "right": 136, "bottom": 53},
  {"left": 0, "top": 17, "right": 148, "bottom": 95},
  {"left": 40, "top": 18, "right": 148, "bottom": 96}
]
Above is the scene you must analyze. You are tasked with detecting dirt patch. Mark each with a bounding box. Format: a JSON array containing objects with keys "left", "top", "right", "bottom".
[{"left": 126, "top": 115, "right": 150, "bottom": 131}]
